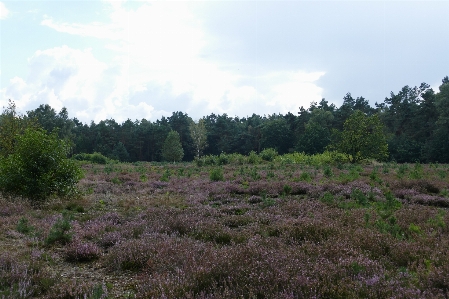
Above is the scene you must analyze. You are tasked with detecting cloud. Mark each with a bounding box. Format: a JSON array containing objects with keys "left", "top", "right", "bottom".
[
  {"left": 0, "top": 2, "right": 9, "bottom": 19},
  {"left": 5, "top": 1, "right": 325, "bottom": 123},
  {"left": 3, "top": 45, "right": 160, "bottom": 122},
  {"left": 41, "top": 17, "right": 123, "bottom": 40}
]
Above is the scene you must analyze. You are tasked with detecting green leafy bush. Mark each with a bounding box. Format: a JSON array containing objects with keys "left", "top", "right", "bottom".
[
  {"left": 204, "top": 155, "right": 217, "bottom": 165},
  {"left": 299, "top": 172, "right": 312, "bottom": 182},
  {"left": 16, "top": 217, "right": 34, "bottom": 234},
  {"left": 210, "top": 168, "right": 224, "bottom": 181},
  {"left": 217, "top": 153, "right": 229, "bottom": 165},
  {"left": 323, "top": 165, "right": 333, "bottom": 178},
  {"left": 91, "top": 152, "right": 109, "bottom": 164},
  {"left": 260, "top": 148, "right": 278, "bottom": 162},
  {"left": 72, "top": 152, "right": 110, "bottom": 164},
  {"left": 248, "top": 151, "right": 260, "bottom": 164},
  {"left": 46, "top": 213, "right": 72, "bottom": 245},
  {"left": 0, "top": 128, "right": 83, "bottom": 201}
]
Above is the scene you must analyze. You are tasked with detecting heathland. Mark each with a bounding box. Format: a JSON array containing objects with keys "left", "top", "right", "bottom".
[{"left": 1, "top": 155, "right": 449, "bottom": 298}]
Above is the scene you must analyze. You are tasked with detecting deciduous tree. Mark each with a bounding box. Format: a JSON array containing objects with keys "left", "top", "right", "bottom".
[
  {"left": 0, "top": 128, "right": 82, "bottom": 201},
  {"left": 330, "top": 110, "right": 388, "bottom": 163},
  {"left": 189, "top": 119, "right": 208, "bottom": 158},
  {"left": 0, "top": 100, "right": 38, "bottom": 157}
]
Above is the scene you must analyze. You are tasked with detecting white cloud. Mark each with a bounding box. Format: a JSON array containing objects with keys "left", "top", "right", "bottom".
[
  {"left": 41, "top": 17, "right": 123, "bottom": 40},
  {"left": 5, "top": 1, "right": 325, "bottom": 123},
  {"left": 0, "top": 2, "right": 9, "bottom": 20}
]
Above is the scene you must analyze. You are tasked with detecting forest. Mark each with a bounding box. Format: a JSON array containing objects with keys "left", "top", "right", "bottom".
[
  {"left": 18, "top": 76, "right": 449, "bottom": 163},
  {"left": 1, "top": 78, "right": 449, "bottom": 298}
]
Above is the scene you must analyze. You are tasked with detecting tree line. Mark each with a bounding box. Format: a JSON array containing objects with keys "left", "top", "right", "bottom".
[{"left": 7, "top": 76, "right": 449, "bottom": 163}]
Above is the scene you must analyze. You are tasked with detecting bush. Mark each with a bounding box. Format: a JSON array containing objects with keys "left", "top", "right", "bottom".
[
  {"left": 73, "top": 152, "right": 109, "bottom": 164},
  {"left": 259, "top": 148, "right": 278, "bottom": 161},
  {"left": 0, "top": 128, "right": 83, "bottom": 201},
  {"left": 90, "top": 152, "right": 109, "bottom": 164},
  {"left": 248, "top": 151, "right": 260, "bottom": 164},
  {"left": 65, "top": 241, "right": 101, "bottom": 262},
  {"left": 46, "top": 213, "right": 72, "bottom": 245},
  {"left": 16, "top": 217, "right": 34, "bottom": 234},
  {"left": 217, "top": 153, "right": 229, "bottom": 165},
  {"left": 204, "top": 155, "right": 217, "bottom": 166},
  {"left": 210, "top": 168, "right": 224, "bottom": 181},
  {"left": 323, "top": 165, "right": 333, "bottom": 178}
]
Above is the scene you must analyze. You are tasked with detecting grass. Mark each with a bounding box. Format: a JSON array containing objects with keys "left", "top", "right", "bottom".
[{"left": 0, "top": 161, "right": 449, "bottom": 298}]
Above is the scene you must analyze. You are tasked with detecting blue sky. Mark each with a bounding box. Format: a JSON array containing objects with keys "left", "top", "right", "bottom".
[{"left": 1, "top": 0, "right": 448, "bottom": 123}]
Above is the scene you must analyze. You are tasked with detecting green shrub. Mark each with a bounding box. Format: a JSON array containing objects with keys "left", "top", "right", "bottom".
[
  {"left": 90, "top": 152, "right": 109, "bottom": 164},
  {"left": 320, "top": 192, "right": 335, "bottom": 205},
  {"left": 351, "top": 188, "right": 368, "bottom": 206},
  {"left": 46, "top": 213, "right": 72, "bottom": 245},
  {"left": 283, "top": 184, "right": 292, "bottom": 195},
  {"left": 370, "top": 168, "right": 381, "bottom": 183},
  {"left": 396, "top": 164, "right": 408, "bottom": 178},
  {"left": 194, "top": 157, "right": 205, "bottom": 167},
  {"left": 0, "top": 128, "right": 83, "bottom": 201},
  {"left": 204, "top": 155, "right": 217, "bottom": 166},
  {"left": 250, "top": 167, "right": 261, "bottom": 180},
  {"left": 160, "top": 169, "right": 171, "bottom": 182},
  {"left": 248, "top": 151, "right": 260, "bottom": 164},
  {"left": 375, "top": 216, "right": 404, "bottom": 239},
  {"left": 323, "top": 165, "right": 333, "bottom": 178},
  {"left": 210, "top": 168, "right": 224, "bottom": 181},
  {"left": 16, "top": 217, "right": 34, "bottom": 234},
  {"left": 72, "top": 152, "right": 109, "bottom": 164},
  {"left": 260, "top": 148, "right": 278, "bottom": 162},
  {"left": 409, "top": 162, "right": 423, "bottom": 179},
  {"left": 217, "top": 153, "right": 229, "bottom": 165},
  {"left": 408, "top": 223, "right": 422, "bottom": 236},
  {"left": 299, "top": 172, "right": 312, "bottom": 182},
  {"left": 427, "top": 209, "right": 446, "bottom": 229}
]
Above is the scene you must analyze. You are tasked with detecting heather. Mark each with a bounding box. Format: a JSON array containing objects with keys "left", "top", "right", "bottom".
[{"left": 1, "top": 161, "right": 449, "bottom": 298}]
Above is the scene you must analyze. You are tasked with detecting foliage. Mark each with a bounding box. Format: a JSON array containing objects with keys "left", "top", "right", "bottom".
[
  {"left": 260, "top": 116, "right": 294, "bottom": 154},
  {"left": 247, "top": 151, "right": 260, "bottom": 164},
  {"left": 330, "top": 110, "right": 388, "bottom": 163},
  {"left": 45, "top": 212, "right": 72, "bottom": 245},
  {"left": 2, "top": 161, "right": 449, "bottom": 297},
  {"left": 111, "top": 141, "right": 130, "bottom": 162},
  {"left": 275, "top": 151, "right": 349, "bottom": 165},
  {"left": 209, "top": 167, "right": 224, "bottom": 181},
  {"left": 259, "top": 148, "right": 278, "bottom": 161},
  {"left": 296, "top": 108, "right": 334, "bottom": 154},
  {"left": 4, "top": 76, "right": 449, "bottom": 164},
  {"left": 162, "top": 130, "right": 184, "bottom": 163},
  {"left": 27, "top": 104, "right": 75, "bottom": 140},
  {"left": 16, "top": 217, "right": 34, "bottom": 234},
  {"left": 0, "top": 99, "right": 38, "bottom": 157},
  {"left": 0, "top": 128, "right": 83, "bottom": 201},
  {"left": 189, "top": 119, "right": 208, "bottom": 158},
  {"left": 72, "top": 152, "right": 110, "bottom": 164}
]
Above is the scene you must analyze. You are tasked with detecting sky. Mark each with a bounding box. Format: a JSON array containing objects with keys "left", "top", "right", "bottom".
[{"left": 1, "top": 0, "right": 448, "bottom": 124}]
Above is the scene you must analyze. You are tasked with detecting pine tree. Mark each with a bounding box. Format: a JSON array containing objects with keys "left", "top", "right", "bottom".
[{"left": 162, "top": 131, "right": 184, "bottom": 163}]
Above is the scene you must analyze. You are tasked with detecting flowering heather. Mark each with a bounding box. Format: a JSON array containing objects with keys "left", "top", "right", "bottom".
[
  {"left": 1, "top": 161, "right": 449, "bottom": 298},
  {"left": 64, "top": 240, "right": 101, "bottom": 262}
]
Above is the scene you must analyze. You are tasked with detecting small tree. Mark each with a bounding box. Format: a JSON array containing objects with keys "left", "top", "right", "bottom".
[
  {"left": 112, "top": 141, "right": 130, "bottom": 162},
  {"left": 162, "top": 130, "right": 184, "bottom": 163},
  {"left": 0, "top": 99, "right": 38, "bottom": 157},
  {"left": 189, "top": 119, "right": 208, "bottom": 158},
  {"left": 330, "top": 110, "right": 388, "bottom": 163},
  {"left": 0, "top": 128, "right": 83, "bottom": 201}
]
